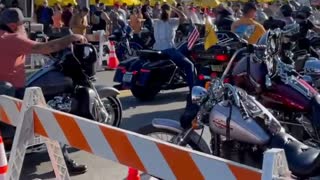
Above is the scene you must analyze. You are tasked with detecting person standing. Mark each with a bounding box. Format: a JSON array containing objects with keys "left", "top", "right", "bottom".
[
  {"left": 141, "top": 0, "right": 152, "bottom": 19},
  {"left": 129, "top": 7, "right": 143, "bottom": 34},
  {"left": 70, "top": 7, "right": 89, "bottom": 35},
  {"left": 62, "top": 3, "right": 73, "bottom": 28},
  {"left": 122, "top": 3, "right": 130, "bottom": 18},
  {"left": 109, "top": 2, "right": 128, "bottom": 33},
  {"left": 153, "top": 2, "right": 161, "bottom": 19},
  {"left": 52, "top": 4, "right": 63, "bottom": 32},
  {"left": 36, "top": 0, "right": 54, "bottom": 34},
  {"left": 91, "top": 3, "right": 111, "bottom": 33},
  {"left": 0, "top": 8, "right": 88, "bottom": 175}
]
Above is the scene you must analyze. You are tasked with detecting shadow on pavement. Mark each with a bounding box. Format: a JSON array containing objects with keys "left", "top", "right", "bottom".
[
  {"left": 21, "top": 152, "right": 55, "bottom": 180},
  {"left": 121, "top": 107, "right": 183, "bottom": 132},
  {"left": 119, "top": 90, "right": 188, "bottom": 111}
]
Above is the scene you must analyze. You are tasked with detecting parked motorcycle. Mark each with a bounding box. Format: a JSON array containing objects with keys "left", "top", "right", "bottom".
[
  {"left": 138, "top": 70, "right": 320, "bottom": 178},
  {"left": 228, "top": 27, "right": 320, "bottom": 147},
  {"left": 137, "top": 67, "right": 320, "bottom": 178}
]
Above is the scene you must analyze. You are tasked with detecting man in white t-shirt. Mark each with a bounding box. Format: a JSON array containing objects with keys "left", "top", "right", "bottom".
[{"left": 153, "top": 3, "right": 195, "bottom": 93}]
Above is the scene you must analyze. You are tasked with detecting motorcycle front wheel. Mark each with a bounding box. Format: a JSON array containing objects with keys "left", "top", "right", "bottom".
[
  {"left": 137, "top": 123, "right": 211, "bottom": 154},
  {"left": 99, "top": 96, "right": 122, "bottom": 127}
]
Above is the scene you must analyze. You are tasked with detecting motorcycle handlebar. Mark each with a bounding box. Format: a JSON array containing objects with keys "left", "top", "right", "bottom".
[
  {"left": 247, "top": 44, "right": 267, "bottom": 53},
  {"left": 220, "top": 44, "right": 267, "bottom": 81}
]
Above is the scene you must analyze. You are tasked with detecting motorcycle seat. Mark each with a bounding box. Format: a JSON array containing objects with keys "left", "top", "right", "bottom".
[
  {"left": 270, "top": 132, "right": 320, "bottom": 177},
  {"left": 0, "top": 82, "right": 15, "bottom": 96},
  {"left": 138, "top": 50, "right": 169, "bottom": 60}
]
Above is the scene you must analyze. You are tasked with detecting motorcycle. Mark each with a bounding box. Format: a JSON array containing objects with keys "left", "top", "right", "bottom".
[
  {"left": 229, "top": 27, "right": 320, "bottom": 146},
  {"left": 0, "top": 40, "right": 122, "bottom": 152},
  {"left": 137, "top": 59, "right": 320, "bottom": 178},
  {"left": 259, "top": 23, "right": 320, "bottom": 90},
  {"left": 113, "top": 27, "right": 240, "bottom": 101}
]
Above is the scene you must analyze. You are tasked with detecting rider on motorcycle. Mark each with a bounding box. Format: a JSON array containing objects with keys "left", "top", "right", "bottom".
[
  {"left": 294, "top": 6, "right": 320, "bottom": 51},
  {"left": 215, "top": 7, "right": 235, "bottom": 31},
  {"left": 0, "top": 8, "right": 88, "bottom": 174},
  {"left": 153, "top": 4, "right": 195, "bottom": 94},
  {"left": 231, "top": 2, "right": 266, "bottom": 44},
  {"left": 263, "top": 4, "right": 293, "bottom": 30},
  {"left": 280, "top": 4, "right": 295, "bottom": 25}
]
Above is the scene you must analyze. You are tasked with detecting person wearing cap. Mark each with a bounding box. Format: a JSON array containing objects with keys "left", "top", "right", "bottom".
[
  {"left": 231, "top": 2, "right": 266, "bottom": 44},
  {"left": 295, "top": 6, "right": 320, "bottom": 37},
  {"left": 70, "top": 7, "right": 89, "bottom": 35},
  {"left": 0, "top": 8, "right": 88, "bottom": 175},
  {"left": 153, "top": 3, "right": 195, "bottom": 94},
  {"left": 109, "top": 2, "right": 128, "bottom": 33}
]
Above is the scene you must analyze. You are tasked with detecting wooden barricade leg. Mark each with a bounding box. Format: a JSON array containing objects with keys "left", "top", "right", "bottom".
[
  {"left": 262, "top": 148, "right": 291, "bottom": 180},
  {"left": 6, "top": 87, "right": 70, "bottom": 180}
]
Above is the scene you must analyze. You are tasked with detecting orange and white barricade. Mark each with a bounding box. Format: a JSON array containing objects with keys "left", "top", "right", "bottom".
[
  {"left": 0, "top": 136, "right": 8, "bottom": 180},
  {"left": 0, "top": 87, "right": 291, "bottom": 180}
]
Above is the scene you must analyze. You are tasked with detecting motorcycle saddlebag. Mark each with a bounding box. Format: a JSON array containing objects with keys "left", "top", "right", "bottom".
[{"left": 137, "top": 59, "right": 176, "bottom": 86}]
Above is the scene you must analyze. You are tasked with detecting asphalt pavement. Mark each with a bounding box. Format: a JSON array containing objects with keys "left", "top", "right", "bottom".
[{"left": 20, "top": 70, "right": 189, "bottom": 180}]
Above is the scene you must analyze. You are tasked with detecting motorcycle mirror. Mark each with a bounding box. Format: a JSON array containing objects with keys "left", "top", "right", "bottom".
[{"left": 191, "top": 86, "right": 208, "bottom": 105}]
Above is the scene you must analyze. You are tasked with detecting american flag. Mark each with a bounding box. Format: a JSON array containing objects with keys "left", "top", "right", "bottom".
[{"left": 187, "top": 25, "right": 200, "bottom": 50}]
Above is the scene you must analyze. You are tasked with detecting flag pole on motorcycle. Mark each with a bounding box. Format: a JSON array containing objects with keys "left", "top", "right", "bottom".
[{"left": 204, "top": 15, "right": 219, "bottom": 50}]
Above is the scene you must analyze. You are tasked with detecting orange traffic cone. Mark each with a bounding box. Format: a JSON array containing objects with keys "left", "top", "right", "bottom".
[
  {"left": 107, "top": 41, "right": 119, "bottom": 69},
  {"left": 0, "top": 136, "right": 8, "bottom": 180},
  {"left": 127, "top": 167, "right": 140, "bottom": 180}
]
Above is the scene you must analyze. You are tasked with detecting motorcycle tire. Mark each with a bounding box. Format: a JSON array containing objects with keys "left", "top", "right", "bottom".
[
  {"left": 131, "top": 85, "right": 161, "bottom": 101},
  {"left": 101, "top": 96, "right": 122, "bottom": 127},
  {"left": 137, "top": 123, "right": 211, "bottom": 154}
]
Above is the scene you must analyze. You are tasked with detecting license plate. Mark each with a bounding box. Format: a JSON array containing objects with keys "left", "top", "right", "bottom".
[
  {"left": 211, "top": 65, "right": 223, "bottom": 72},
  {"left": 123, "top": 73, "right": 133, "bottom": 83}
]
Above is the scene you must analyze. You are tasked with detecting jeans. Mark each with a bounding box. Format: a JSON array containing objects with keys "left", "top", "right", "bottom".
[{"left": 161, "top": 48, "right": 195, "bottom": 92}]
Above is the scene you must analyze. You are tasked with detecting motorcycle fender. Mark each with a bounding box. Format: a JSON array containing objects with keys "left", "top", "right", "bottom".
[
  {"left": 95, "top": 85, "right": 120, "bottom": 97},
  {"left": 74, "top": 87, "right": 96, "bottom": 119},
  {"left": 152, "top": 118, "right": 184, "bottom": 133}
]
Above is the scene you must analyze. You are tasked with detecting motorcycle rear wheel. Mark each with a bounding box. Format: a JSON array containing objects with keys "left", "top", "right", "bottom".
[{"left": 131, "top": 85, "right": 161, "bottom": 101}]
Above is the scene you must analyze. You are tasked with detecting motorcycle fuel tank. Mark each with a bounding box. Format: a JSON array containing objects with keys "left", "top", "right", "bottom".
[
  {"left": 232, "top": 56, "right": 268, "bottom": 94},
  {"left": 209, "top": 103, "right": 270, "bottom": 145}
]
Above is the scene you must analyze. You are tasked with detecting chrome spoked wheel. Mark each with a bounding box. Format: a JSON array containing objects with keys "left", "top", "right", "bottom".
[{"left": 99, "top": 96, "right": 122, "bottom": 127}]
